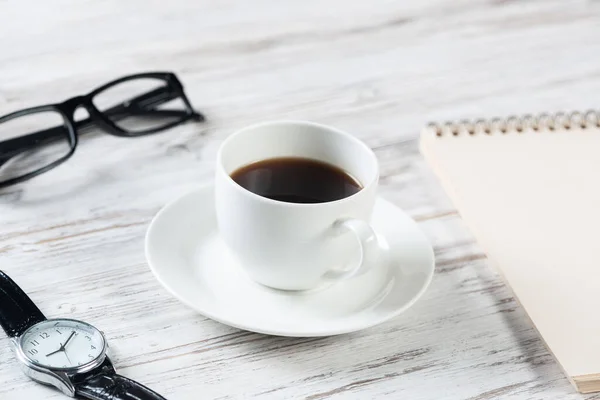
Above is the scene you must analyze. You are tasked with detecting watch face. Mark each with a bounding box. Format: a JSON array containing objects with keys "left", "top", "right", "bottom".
[{"left": 19, "top": 319, "right": 106, "bottom": 371}]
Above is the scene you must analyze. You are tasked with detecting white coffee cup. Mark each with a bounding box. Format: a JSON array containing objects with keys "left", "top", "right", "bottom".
[{"left": 215, "top": 120, "right": 388, "bottom": 291}]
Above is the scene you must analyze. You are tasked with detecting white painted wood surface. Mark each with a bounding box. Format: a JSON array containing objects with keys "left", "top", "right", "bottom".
[{"left": 1, "top": 0, "right": 600, "bottom": 398}]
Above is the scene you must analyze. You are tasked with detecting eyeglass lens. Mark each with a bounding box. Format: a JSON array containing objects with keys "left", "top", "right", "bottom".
[
  {"left": 0, "top": 111, "right": 72, "bottom": 183},
  {"left": 93, "top": 77, "right": 187, "bottom": 134}
]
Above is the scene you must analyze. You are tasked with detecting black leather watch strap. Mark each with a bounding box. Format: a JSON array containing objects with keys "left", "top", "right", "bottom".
[
  {"left": 0, "top": 271, "right": 46, "bottom": 337},
  {"left": 76, "top": 374, "right": 168, "bottom": 400},
  {"left": 74, "top": 358, "right": 167, "bottom": 400}
]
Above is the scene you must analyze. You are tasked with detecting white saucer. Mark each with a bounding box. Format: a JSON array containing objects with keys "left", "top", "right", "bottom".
[{"left": 145, "top": 186, "right": 434, "bottom": 337}]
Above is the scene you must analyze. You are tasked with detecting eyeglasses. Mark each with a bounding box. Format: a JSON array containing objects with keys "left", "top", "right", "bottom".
[{"left": 0, "top": 72, "right": 204, "bottom": 189}]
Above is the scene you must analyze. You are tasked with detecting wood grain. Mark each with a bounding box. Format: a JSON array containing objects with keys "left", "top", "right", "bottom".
[{"left": 1, "top": 0, "right": 600, "bottom": 398}]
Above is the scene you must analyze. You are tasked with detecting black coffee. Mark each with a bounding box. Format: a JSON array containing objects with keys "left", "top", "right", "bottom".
[{"left": 230, "top": 157, "right": 362, "bottom": 204}]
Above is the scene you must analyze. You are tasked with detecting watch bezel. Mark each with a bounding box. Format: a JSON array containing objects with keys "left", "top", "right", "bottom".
[{"left": 15, "top": 318, "right": 108, "bottom": 374}]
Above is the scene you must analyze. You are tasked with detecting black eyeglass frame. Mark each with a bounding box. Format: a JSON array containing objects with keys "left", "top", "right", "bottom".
[{"left": 0, "top": 71, "right": 204, "bottom": 189}]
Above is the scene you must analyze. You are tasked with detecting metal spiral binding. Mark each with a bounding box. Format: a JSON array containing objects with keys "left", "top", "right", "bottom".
[{"left": 425, "top": 110, "right": 600, "bottom": 137}]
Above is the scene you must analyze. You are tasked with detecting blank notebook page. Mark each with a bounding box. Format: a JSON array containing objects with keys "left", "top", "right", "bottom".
[{"left": 421, "top": 125, "right": 600, "bottom": 393}]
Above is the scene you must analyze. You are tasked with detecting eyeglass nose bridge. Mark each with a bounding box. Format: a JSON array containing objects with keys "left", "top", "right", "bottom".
[{"left": 59, "top": 96, "right": 93, "bottom": 116}]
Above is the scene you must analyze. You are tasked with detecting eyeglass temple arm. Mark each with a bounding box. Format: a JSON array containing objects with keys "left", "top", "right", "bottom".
[
  {"left": 0, "top": 109, "right": 190, "bottom": 157},
  {"left": 0, "top": 88, "right": 203, "bottom": 157},
  {"left": 105, "top": 90, "right": 203, "bottom": 123},
  {"left": 115, "top": 86, "right": 203, "bottom": 121}
]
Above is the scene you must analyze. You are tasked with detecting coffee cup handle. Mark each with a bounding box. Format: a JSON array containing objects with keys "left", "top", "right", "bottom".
[{"left": 324, "top": 218, "right": 388, "bottom": 282}]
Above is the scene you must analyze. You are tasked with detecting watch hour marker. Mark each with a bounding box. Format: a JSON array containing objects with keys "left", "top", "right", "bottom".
[
  {"left": 56, "top": 330, "right": 62, "bottom": 334},
  {"left": 30, "top": 340, "right": 39, "bottom": 346},
  {"left": 91, "top": 345, "right": 96, "bottom": 350},
  {"left": 28, "top": 348, "right": 38, "bottom": 355},
  {"left": 39, "top": 332, "right": 49, "bottom": 339}
]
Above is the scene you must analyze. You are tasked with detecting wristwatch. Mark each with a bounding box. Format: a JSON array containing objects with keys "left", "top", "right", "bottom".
[{"left": 0, "top": 270, "right": 167, "bottom": 400}]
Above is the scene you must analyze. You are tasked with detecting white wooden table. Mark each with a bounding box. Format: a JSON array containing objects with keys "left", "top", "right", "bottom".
[{"left": 1, "top": 1, "right": 599, "bottom": 398}]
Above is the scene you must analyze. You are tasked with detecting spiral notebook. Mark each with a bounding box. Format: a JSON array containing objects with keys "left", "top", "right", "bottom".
[{"left": 420, "top": 111, "right": 600, "bottom": 394}]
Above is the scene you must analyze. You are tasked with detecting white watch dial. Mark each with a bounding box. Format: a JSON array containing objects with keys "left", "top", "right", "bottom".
[{"left": 19, "top": 319, "right": 106, "bottom": 370}]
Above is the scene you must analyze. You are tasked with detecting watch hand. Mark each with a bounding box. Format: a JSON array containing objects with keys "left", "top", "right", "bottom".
[
  {"left": 45, "top": 343, "right": 64, "bottom": 357},
  {"left": 63, "top": 350, "right": 73, "bottom": 365},
  {"left": 62, "top": 331, "right": 76, "bottom": 348}
]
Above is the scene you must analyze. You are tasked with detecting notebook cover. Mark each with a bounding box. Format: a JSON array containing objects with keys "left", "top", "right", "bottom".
[{"left": 420, "top": 115, "right": 600, "bottom": 393}]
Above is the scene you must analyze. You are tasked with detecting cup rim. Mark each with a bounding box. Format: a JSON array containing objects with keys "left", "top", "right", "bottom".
[{"left": 217, "top": 120, "right": 379, "bottom": 207}]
